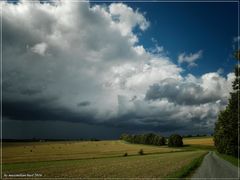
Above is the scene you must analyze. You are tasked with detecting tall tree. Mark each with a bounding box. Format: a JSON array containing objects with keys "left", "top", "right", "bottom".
[{"left": 213, "top": 50, "right": 240, "bottom": 157}]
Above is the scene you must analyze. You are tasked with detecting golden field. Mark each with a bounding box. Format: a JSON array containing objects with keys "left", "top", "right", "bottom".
[
  {"left": 183, "top": 137, "right": 214, "bottom": 146},
  {"left": 3, "top": 151, "right": 206, "bottom": 178},
  {"left": 3, "top": 140, "right": 182, "bottom": 164},
  {"left": 2, "top": 138, "right": 211, "bottom": 178}
]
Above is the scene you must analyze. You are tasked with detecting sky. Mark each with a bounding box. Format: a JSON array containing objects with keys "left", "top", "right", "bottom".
[{"left": 2, "top": 0, "right": 239, "bottom": 139}]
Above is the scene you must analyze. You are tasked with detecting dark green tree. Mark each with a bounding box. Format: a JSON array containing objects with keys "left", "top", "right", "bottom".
[
  {"left": 145, "top": 133, "right": 156, "bottom": 144},
  {"left": 119, "top": 133, "right": 165, "bottom": 146},
  {"left": 160, "top": 137, "right": 166, "bottom": 145},
  {"left": 214, "top": 50, "right": 239, "bottom": 157},
  {"left": 168, "top": 134, "right": 183, "bottom": 147}
]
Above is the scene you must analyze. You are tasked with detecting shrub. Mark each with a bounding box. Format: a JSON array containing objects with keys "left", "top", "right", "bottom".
[
  {"left": 138, "top": 149, "right": 144, "bottom": 155},
  {"left": 168, "top": 134, "right": 183, "bottom": 147}
]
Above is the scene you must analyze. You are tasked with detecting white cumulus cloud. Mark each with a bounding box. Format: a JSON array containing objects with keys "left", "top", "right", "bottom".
[
  {"left": 31, "top": 42, "right": 48, "bottom": 56},
  {"left": 2, "top": 1, "right": 235, "bottom": 134},
  {"left": 178, "top": 50, "right": 203, "bottom": 67}
]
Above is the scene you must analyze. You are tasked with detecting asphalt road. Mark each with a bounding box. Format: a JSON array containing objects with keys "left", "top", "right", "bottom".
[{"left": 191, "top": 151, "right": 239, "bottom": 179}]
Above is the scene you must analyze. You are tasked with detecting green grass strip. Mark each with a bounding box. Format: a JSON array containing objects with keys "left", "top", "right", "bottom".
[
  {"left": 166, "top": 151, "right": 208, "bottom": 179},
  {"left": 215, "top": 151, "right": 239, "bottom": 167}
]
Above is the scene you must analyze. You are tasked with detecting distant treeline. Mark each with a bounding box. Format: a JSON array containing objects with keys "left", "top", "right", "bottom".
[
  {"left": 2, "top": 138, "right": 101, "bottom": 142},
  {"left": 182, "top": 134, "right": 211, "bottom": 138},
  {"left": 120, "top": 133, "right": 166, "bottom": 146}
]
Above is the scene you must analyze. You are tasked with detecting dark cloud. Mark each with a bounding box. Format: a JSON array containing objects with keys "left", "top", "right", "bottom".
[
  {"left": 2, "top": 98, "right": 201, "bottom": 133},
  {"left": 145, "top": 78, "right": 227, "bottom": 105},
  {"left": 77, "top": 101, "right": 91, "bottom": 107},
  {"left": 20, "top": 89, "right": 42, "bottom": 96},
  {"left": 2, "top": 96, "right": 217, "bottom": 138},
  {"left": 2, "top": 118, "right": 125, "bottom": 140},
  {"left": 2, "top": 100, "right": 96, "bottom": 123}
]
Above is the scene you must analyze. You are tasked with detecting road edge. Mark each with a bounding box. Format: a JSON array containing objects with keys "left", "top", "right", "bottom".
[{"left": 166, "top": 151, "right": 208, "bottom": 179}]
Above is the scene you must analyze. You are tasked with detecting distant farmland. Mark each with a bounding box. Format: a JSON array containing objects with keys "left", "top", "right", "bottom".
[
  {"left": 183, "top": 137, "right": 214, "bottom": 147},
  {"left": 3, "top": 139, "right": 210, "bottom": 178}
]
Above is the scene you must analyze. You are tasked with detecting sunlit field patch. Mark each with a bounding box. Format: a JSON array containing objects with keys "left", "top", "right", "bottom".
[{"left": 183, "top": 137, "right": 214, "bottom": 147}]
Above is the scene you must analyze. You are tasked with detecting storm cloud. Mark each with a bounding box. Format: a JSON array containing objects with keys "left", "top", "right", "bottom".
[{"left": 2, "top": 0, "right": 235, "bottom": 136}]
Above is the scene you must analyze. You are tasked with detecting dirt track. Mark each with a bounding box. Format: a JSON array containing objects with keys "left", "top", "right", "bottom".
[{"left": 191, "top": 151, "right": 239, "bottom": 179}]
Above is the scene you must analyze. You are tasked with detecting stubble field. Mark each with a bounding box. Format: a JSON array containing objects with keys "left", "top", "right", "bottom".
[{"left": 2, "top": 138, "right": 212, "bottom": 178}]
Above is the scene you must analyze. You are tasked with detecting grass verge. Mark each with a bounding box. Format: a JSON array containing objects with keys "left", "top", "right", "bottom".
[
  {"left": 215, "top": 152, "right": 239, "bottom": 167},
  {"left": 166, "top": 151, "right": 208, "bottom": 179}
]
